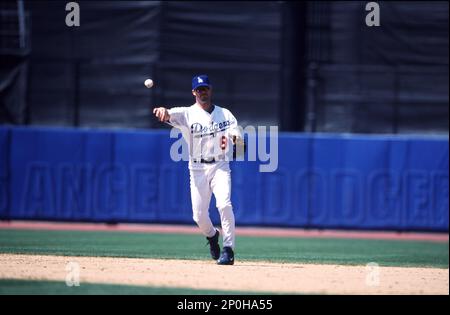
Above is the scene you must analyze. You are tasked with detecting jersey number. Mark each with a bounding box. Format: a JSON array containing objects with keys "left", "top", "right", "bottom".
[{"left": 220, "top": 136, "right": 227, "bottom": 150}]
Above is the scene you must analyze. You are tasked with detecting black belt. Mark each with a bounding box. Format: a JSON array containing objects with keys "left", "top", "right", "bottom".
[{"left": 193, "top": 158, "right": 216, "bottom": 164}]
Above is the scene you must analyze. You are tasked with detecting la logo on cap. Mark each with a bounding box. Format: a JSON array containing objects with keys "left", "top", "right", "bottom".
[{"left": 198, "top": 77, "right": 203, "bottom": 83}]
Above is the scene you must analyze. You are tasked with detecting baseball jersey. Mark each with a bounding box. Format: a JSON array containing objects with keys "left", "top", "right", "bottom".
[{"left": 168, "top": 103, "right": 242, "bottom": 169}]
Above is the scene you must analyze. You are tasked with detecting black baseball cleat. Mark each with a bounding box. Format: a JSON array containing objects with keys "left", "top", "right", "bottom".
[
  {"left": 217, "top": 246, "right": 234, "bottom": 265},
  {"left": 206, "top": 229, "right": 221, "bottom": 260}
]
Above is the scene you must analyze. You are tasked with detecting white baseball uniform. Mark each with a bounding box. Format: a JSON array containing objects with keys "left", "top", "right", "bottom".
[{"left": 168, "top": 103, "right": 242, "bottom": 249}]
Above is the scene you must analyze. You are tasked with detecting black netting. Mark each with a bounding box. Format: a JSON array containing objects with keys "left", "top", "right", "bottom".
[{"left": 0, "top": 1, "right": 448, "bottom": 134}]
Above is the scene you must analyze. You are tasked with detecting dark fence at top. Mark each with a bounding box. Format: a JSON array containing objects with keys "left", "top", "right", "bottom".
[
  {"left": 305, "top": 64, "right": 449, "bottom": 134},
  {"left": 0, "top": 1, "right": 448, "bottom": 135}
]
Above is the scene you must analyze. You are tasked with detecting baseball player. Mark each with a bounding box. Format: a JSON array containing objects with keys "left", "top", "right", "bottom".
[{"left": 153, "top": 74, "right": 244, "bottom": 265}]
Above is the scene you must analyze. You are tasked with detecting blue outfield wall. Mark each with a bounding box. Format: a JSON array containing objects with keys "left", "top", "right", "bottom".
[{"left": 0, "top": 126, "right": 448, "bottom": 231}]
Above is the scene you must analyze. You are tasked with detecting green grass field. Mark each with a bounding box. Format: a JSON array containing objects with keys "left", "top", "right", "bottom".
[
  {"left": 0, "top": 229, "right": 447, "bottom": 267},
  {"left": 0, "top": 229, "right": 448, "bottom": 294}
]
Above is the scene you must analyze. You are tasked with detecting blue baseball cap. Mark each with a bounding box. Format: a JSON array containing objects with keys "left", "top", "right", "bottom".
[{"left": 192, "top": 74, "right": 211, "bottom": 90}]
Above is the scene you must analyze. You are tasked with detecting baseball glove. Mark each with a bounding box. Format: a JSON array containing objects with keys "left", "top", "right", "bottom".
[{"left": 232, "top": 135, "right": 246, "bottom": 159}]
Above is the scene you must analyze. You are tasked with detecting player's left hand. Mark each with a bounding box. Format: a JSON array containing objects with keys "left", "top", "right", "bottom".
[
  {"left": 232, "top": 136, "right": 244, "bottom": 146},
  {"left": 232, "top": 136, "right": 246, "bottom": 158}
]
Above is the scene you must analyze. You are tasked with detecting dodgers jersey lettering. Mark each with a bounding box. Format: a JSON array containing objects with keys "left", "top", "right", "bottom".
[{"left": 168, "top": 103, "right": 242, "bottom": 169}]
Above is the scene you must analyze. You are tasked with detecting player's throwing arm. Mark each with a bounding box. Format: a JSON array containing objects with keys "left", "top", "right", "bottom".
[{"left": 153, "top": 107, "right": 170, "bottom": 122}]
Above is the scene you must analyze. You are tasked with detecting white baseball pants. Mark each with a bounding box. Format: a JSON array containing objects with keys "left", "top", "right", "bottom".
[{"left": 189, "top": 161, "right": 235, "bottom": 249}]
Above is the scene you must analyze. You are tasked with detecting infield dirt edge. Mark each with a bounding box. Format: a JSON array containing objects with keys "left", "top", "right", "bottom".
[{"left": 1, "top": 254, "right": 448, "bottom": 295}]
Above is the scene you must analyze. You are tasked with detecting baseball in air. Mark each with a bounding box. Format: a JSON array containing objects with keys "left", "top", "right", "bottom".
[{"left": 144, "top": 79, "right": 154, "bottom": 89}]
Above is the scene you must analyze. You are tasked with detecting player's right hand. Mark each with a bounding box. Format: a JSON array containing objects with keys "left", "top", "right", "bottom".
[{"left": 153, "top": 107, "right": 170, "bottom": 122}]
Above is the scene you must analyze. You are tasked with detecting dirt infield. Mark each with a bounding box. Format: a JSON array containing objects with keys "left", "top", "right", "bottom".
[{"left": 0, "top": 254, "right": 448, "bottom": 294}]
